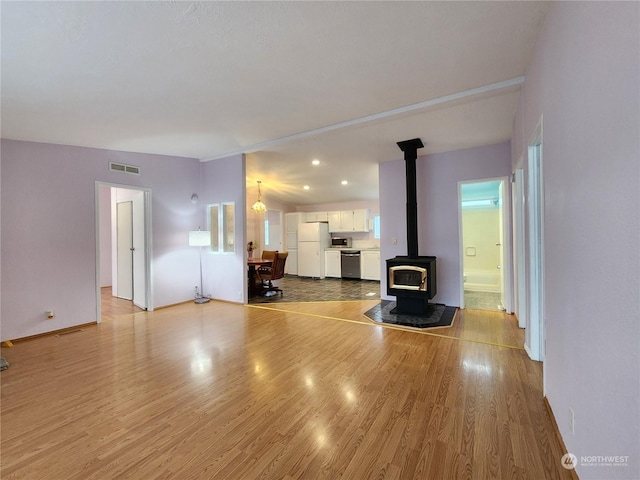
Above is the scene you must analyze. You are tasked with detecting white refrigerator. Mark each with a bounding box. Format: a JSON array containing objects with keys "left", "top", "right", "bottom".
[{"left": 297, "top": 222, "right": 330, "bottom": 278}]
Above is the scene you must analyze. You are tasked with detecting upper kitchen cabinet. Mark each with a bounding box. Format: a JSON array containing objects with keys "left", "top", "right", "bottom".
[
  {"left": 285, "top": 212, "right": 304, "bottom": 251},
  {"left": 328, "top": 209, "right": 369, "bottom": 233},
  {"left": 286, "top": 212, "right": 303, "bottom": 232},
  {"left": 304, "top": 211, "right": 328, "bottom": 223},
  {"left": 327, "top": 211, "right": 341, "bottom": 232}
]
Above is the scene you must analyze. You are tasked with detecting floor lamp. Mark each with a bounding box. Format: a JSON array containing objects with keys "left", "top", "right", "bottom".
[{"left": 189, "top": 229, "right": 211, "bottom": 304}]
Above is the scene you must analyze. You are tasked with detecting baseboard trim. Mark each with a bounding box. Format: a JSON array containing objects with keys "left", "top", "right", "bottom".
[
  {"left": 3, "top": 322, "right": 98, "bottom": 345},
  {"left": 544, "top": 397, "right": 580, "bottom": 480},
  {"left": 154, "top": 299, "right": 196, "bottom": 310}
]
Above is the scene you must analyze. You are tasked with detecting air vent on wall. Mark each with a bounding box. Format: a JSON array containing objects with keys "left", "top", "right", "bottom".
[{"left": 109, "top": 162, "right": 140, "bottom": 175}]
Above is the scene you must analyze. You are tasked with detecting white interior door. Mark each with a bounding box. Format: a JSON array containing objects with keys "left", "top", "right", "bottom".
[
  {"left": 132, "top": 191, "right": 147, "bottom": 309},
  {"left": 116, "top": 201, "right": 133, "bottom": 300},
  {"left": 266, "top": 210, "right": 283, "bottom": 252}
]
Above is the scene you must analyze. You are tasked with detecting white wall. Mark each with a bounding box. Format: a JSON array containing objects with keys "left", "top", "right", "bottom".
[
  {"left": 512, "top": 3, "right": 639, "bottom": 478},
  {"left": 462, "top": 208, "right": 500, "bottom": 273}
]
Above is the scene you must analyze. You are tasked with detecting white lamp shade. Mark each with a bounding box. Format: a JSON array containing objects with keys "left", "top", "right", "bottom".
[{"left": 189, "top": 230, "right": 211, "bottom": 247}]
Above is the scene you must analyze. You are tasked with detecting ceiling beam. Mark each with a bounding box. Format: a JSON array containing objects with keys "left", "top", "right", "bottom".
[{"left": 201, "top": 76, "right": 524, "bottom": 162}]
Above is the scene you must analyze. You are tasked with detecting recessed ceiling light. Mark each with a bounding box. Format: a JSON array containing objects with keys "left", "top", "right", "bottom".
[
  {"left": 312, "top": 159, "right": 320, "bottom": 166},
  {"left": 303, "top": 185, "right": 310, "bottom": 190},
  {"left": 341, "top": 180, "right": 348, "bottom": 185}
]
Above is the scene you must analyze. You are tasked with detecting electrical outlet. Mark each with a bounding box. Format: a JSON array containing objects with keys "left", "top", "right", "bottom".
[{"left": 569, "top": 407, "right": 575, "bottom": 434}]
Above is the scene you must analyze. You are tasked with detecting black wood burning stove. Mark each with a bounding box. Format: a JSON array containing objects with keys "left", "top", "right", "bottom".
[{"left": 386, "top": 138, "right": 437, "bottom": 316}]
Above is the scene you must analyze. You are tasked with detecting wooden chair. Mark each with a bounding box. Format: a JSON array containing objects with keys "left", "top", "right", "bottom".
[
  {"left": 261, "top": 250, "right": 278, "bottom": 261},
  {"left": 257, "top": 252, "right": 288, "bottom": 296}
]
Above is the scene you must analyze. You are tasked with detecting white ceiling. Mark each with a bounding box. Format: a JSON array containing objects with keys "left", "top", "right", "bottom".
[{"left": 1, "top": 1, "right": 549, "bottom": 206}]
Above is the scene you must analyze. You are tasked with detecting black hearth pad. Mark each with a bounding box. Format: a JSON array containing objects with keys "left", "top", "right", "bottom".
[{"left": 364, "top": 300, "right": 457, "bottom": 329}]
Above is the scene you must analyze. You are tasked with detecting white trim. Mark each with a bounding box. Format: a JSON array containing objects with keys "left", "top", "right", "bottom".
[
  {"left": 524, "top": 342, "right": 534, "bottom": 360},
  {"left": 457, "top": 183, "right": 465, "bottom": 309},
  {"left": 499, "top": 178, "right": 513, "bottom": 314},
  {"left": 202, "top": 77, "right": 525, "bottom": 162},
  {"left": 513, "top": 168, "right": 526, "bottom": 329},
  {"left": 526, "top": 116, "right": 545, "bottom": 365}
]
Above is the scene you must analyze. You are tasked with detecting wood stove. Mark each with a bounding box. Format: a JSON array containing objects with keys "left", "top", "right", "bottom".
[{"left": 386, "top": 138, "right": 437, "bottom": 316}]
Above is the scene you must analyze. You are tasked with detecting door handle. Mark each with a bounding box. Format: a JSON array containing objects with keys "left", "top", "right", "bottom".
[{"left": 497, "top": 265, "right": 501, "bottom": 269}]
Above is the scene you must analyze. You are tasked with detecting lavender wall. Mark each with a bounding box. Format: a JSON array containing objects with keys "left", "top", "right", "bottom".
[
  {"left": 379, "top": 142, "right": 511, "bottom": 307},
  {"left": 1, "top": 140, "right": 203, "bottom": 340},
  {"left": 200, "top": 154, "right": 247, "bottom": 304},
  {"left": 513, "top": 3, "right": 639, "bottom": 478}
]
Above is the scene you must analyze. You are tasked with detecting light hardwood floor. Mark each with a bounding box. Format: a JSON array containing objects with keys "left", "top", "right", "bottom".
[
  {"left": 101, "top": 286, "right": 145, "bottom": 318},
  {"left": 1, "top": 300, "right": 574, "bottom": 479}
]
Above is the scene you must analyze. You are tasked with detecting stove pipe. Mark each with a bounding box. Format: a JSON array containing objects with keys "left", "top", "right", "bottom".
[{"left": 396, "top": 138, "right": 424, "bottom": 258}]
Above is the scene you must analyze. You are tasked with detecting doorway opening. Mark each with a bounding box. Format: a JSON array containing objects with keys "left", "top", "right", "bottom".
[
  {"left": 458, "top": 178, "right": 511, "bottom": 312},
  {"left": 96, "top": 183, "right": 151, "bottom": 321}
]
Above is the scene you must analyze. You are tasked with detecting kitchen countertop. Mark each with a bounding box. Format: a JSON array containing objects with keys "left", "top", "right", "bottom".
[{"left": 325, "top": 247, "right": 380, "bottom": 251}]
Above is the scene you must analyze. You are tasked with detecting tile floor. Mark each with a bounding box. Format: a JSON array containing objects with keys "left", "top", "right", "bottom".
[
  {"left": 464, "top": 290, "right": 503, "bottom": 311},
  {"left": 250, "top": 277, "right": 504, "bottom": 312},
  {"left": 249, "top": 275, "right": 381, "bottom": 304}
]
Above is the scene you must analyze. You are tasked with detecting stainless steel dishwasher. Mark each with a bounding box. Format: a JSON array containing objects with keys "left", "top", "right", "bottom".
[{"left": 340, "top": 250, "right": 361, "bottom": 279}]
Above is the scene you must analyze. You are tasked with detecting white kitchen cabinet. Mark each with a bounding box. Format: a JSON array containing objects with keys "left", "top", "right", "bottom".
[
  {"left": 304, "top": 211, "right": 328, "bottom": 222},
  {"left": 324, "top": 250, "right": 341, "bottom": 278},
  {"left": 340, "top": 211, "right": 355, "bottom": 232},
  {"left": 285, "top": 249, "right": 298, "bottom": 275},
  {"left": 286, "top": 212, "right": 303, "bottom": 232},
  {"left": 285, "top": 212, "right": 303, "bottom": 252},
  {"left": 327, "top": 211, "right": 341, "bottom": 232},
  {"left": 328, "top": 209, "right": 369, "bottom": 233},
  {"left": 352, "top": 209, "right": 369, "bottom": 232},
  {"left": 361, "top": 250, "right": 381, "bottom": 281}
]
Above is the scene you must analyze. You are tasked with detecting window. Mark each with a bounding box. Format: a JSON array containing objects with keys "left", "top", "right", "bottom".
[
  {"left": 264, "top": 219, "right": 270, "bottom": 246},
  {"left": 208, "top": 202, "right": 235, "bottom": 253},
  {"left": 209, "top": 204, "right": 220, "bottom": 251},
  {"left": 373, "top": 215, "right": 381, "bottom": 239}
]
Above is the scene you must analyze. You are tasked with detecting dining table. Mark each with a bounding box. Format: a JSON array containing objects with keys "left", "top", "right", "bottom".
[{"left": 247, "top": 258, "right": 272, "bottom": 297}]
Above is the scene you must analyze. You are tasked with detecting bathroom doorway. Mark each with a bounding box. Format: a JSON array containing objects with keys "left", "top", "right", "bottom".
[{"left": 458, "top": 178, "right": 511, "bottom": 311}]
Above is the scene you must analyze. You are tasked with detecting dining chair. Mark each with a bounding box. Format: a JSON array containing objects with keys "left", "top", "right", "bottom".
[
  {"left": 257, "top": 252, "right": 288, "bottom": 296},
  {"left": 261, "top": 250, "right": 278, "bottom": 261}
]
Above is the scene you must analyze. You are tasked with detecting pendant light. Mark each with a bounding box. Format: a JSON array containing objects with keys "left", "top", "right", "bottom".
[{"left": 252, "top": 180, "right": 267, "bottom": 213}]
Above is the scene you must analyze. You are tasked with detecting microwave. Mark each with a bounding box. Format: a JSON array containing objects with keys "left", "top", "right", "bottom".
[{"left": 331, "top": 237, "right": 352, "bottom": 248}]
